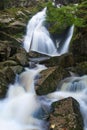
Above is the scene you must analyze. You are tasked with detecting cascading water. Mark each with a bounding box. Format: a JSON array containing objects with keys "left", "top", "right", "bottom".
[
  {"left": 57, "top": 25, "right": 74, "bottom": 55},
  {"left": 23, "top": 8, "right": 74, "bottom": 56},
  {"left": 47, "top": 75, "right": 87, "bottom": 130},
  {"left": 23, "top": 7, "right": 47, "bottom": 52},
  {"left": 0, "top": 64, "right": 49, "bottom": 130},
  {"left": 1, "top": 6, "right": 86, "bottom": 130}
]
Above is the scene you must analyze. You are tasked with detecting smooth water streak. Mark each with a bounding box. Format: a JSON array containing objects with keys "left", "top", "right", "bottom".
[{"left": 23, "top": 8, "right": 74, "bottom": 56}]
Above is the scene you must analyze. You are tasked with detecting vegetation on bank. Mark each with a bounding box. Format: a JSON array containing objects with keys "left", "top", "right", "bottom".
[
  {"left": 42, "top": 1, "right": 87, "bottom": 33},
  {"left": 0, "top": 1, "right": 87, "bottom": 33}
]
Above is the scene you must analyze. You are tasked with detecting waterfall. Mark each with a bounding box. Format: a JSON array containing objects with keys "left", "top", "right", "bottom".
[
  {"left": 57, "top": 25, "right": 74, "bottom": 55},
  {"left": 0, "top": 64, "right": 49, "bottom": 130},
  {"left": 1, "top": 64, "right": 87, "bottom": 130},
  {"left": 1, "top": 6, "right": 86, "bottom": 130},
  {"left": 47, "top": 75, "right": 87, "bottom": 130},
  {"left": 23, "top": 7, "right": 47, "bottom": 52},
  {"left": 23, "top": 8, "right": 74, "bottom": 56}
]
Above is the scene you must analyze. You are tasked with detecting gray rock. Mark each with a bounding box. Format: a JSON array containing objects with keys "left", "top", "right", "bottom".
[
  {"left": 0, "top": 67, "right": 15, "bottom": 98},
  {"left": 36, "top": 66, "right": 70, "bottom": 95},
  {"left": 49, "top": 97, "right": 83, "bottom": 130}
]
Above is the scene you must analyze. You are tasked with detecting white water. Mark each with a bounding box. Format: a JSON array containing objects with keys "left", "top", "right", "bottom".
[
  {"left": 1, "top": 7, "right": 86, "bottom": 130},
  {"left": 47, "top": 75, "right": 87, "bottom": 130},
  {"left": 23, "top": 8, "right": 74, "bottom": 56},
  {"left": 58, "top": 25, "right": 74, "bottom": 55},
  {"left": 23, "top": 7, "right": 47, "bottom": 52},
  {"left": 0, "top": 64, "right": 48, "bottom": 130},
  {"left": 0, "top": 64, "right": 87, "bottom": 130}
]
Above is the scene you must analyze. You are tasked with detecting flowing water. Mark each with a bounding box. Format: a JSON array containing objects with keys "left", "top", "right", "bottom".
[
  {"left": 23, "top": 8, "right": 74, "bottom": 56},
  {"left": 0, "top": 7, "right": 87, "bottom": 130},
  {"left": 47, "top": 75, "right": 87, "bottom": 130},
  {"left": 0, "top": 64, "right": 49, "bottom": 130},
  {"left": 1, "top": 64, "right": 87, "bottom": 130},
  {"left": 57, "top": 25, "right": 74, "bottom": 55}
]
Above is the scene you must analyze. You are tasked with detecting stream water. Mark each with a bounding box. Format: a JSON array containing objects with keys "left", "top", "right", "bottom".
[{"left": 0, "top": 7, "right": 87, "bottom": 130}]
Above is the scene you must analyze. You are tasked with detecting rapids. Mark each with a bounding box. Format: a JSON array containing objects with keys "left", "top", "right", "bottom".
[
  {"left": 47, "top": 75, "right": 87, "bottom": 130},
  {"left": 0, "top": 6, "right": 86, "bottom": 130}
]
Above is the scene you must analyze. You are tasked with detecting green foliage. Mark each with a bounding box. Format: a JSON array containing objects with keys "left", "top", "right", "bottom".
[{"left": 41, "top": 1, "right": 87, "bottom": 33}]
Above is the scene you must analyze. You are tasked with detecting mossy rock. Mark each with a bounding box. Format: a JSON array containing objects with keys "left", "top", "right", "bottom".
[
  {"left": 49, "top": 97, "right": 83, "bottom": 130},
  {"left": 41, "top": 53, "right": 74, "bottom": 68},
  {"left": 70, "top": 27, "right": 87, "bottom": 63},
  {"left": 36, "top": 66, "right": 70, "bottom": 95},
  {"left": 67, "top": 61, "right": 87, "bottom": 76}
]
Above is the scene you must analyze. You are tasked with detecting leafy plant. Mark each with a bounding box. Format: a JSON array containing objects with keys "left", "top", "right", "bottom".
[{"left": 40, "top": 1, "right": 87, "bottom": 33}]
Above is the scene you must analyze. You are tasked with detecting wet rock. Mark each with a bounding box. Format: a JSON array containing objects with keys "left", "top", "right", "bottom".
[
  {"left": 29, "top": 52, "right": 74, "bottom": 68},
  {"left": 29, "top": 51, "right": 49, "bottom": 59},
  {"left": 10, "top": 47, "right": 29, "bottom": 66},
  {"left": 41, "top": 53, "right": 74, "bottom": 68},
  {"left": 71, "top": 28, "right": 87, "bottom": 63},
  {"left": 10, "top": 65, "right": 23, "bottom": 74},
  {"left": 13, "top": 52, "right": 28, "bottom": 66},
  {"left": 0, "top": 41, "right": 11, "bottom": 61},
  {"left": 67, "top": 61, "right": 87, "bottom": 76},
  {"left": 9, "top": 21, "right": 26, "bottom": 27},
  {"left": 0, "top": 71, "right": 8, "bottom": 98},
  {"left": 0, "top": 60, "right": 17, "bottom": 69},
  {"left": 0, "top": 40, "right": 28, "bottom": 66},
  {"left": 0, "top": 32, "right": 21, "bottom": 45},
  {"left": 49, "top": 97, "right": 83, "bottom": 130},
  {"left": 36, "top": 66, "right": 70, "bottom": 95},
  {"left": 0, "top": 67, "right": 15, "bottom": 98}
]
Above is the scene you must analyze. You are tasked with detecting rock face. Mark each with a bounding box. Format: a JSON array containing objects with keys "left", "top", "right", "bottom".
[
  {"left": 49, "top": 97, "right": 83, "bottom": 130},
  {"left": 71, "top": 28, "right": 87, "bottom": 63}
]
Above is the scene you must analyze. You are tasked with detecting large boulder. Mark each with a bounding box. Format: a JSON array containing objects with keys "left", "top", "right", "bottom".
[
  {"left": 49, "top": 97, "right": 83, "bottom": 130},
  {"left": 40, "top": 53, "right": 74, "bottom": 68},
  {"left": 36, "top": 66, "right": 70, "bottom": 95}
]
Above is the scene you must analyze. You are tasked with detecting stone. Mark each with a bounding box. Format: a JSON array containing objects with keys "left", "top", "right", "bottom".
[
  {"left": 49, "top": 97, "right": 83, "bottom": 130},
  {"left": 9, "top": 21, "right": 26, "bottom": 27},
  {"left": 11, "top": 47, "right": 29, "bottom": 66},
  {"left": 41, "top": 53, "right": 74, "bottom": 67},
  {"left": 0, "top": 32, "right": 21, "bottom": 45},
  {"left": 71, "top": 28, "right": 87, "bottom": 63},
  {"left": 36, "top": 66, "right": 70, "bottom": 95},
  {"left": 0, "top": 67, "right": 15, "bottom": 98},
  {"left": 0, "top": 41, "right": 11, "bottom": 61},
  {"left": 67, "top": 61, "right": 87, "bottom": 76},
  {"left": 10, "top": 65, "right": 23, "bottom": 74}
]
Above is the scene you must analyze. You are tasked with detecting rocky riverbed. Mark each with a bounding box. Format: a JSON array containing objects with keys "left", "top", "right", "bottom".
[{"left": 0, "top": 0, "right": 87, "bottom": 130}]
